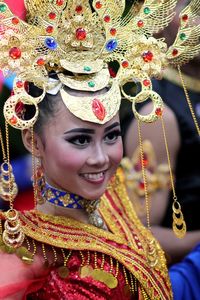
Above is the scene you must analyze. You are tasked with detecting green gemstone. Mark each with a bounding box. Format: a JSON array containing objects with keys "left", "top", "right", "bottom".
[
  {"left": 0, "top": 4, "right": 7, "bottom": 12},
  {"left": 144, "top": 7, "right": 150, "bottom": 14},
  {"left": 88, "top": 81, "right": 95, "bottom": 87},
  {"left": 84, "top": 66, "right": 92, "bottom": 71},
  {"left": 180, "top": 32, "right": 186, "bottom": 41}
]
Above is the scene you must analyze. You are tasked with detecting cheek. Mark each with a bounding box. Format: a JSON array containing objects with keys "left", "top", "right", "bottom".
[
  {"left": 46, "top": 145, "right": 87, "bottom": 172},
  {"left": 110, "top": 140, "right": 123, "bottom": 165}
]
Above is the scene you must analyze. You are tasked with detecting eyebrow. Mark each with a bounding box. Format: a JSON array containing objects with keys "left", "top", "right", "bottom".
[{"left": 64, "top": 122, "right": 120, "bottom": 135}]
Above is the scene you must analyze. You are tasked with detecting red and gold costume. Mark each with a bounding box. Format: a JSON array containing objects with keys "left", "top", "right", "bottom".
[{"left": 0, "top": 169, "right": 172, "bottom": 299}]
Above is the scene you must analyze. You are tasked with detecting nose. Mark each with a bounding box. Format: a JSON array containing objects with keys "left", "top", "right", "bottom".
[{"left": 87, "top": 144, "right": 109, "bottom": 167}]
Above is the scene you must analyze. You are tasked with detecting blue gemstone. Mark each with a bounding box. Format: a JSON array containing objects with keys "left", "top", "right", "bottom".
[
  {"left": 44, "top": 37, "right": 58, "bottom": 50},
  {"left": 106, "top": 39, "right": 118, "bottom": 52}
]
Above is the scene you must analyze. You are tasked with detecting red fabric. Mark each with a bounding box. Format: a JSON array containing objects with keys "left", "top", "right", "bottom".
[
  {"left": 0, "top": 251, "right": 136, "bottom": 300},
  {"left": 4, "top": 0, "right": 26, "bottom": 20},
  {"left": 27, "top": 251, "right": 133, "bottom": 300},
  {"left": 14, "top": 189, "right": 34, "bottom": 211}
]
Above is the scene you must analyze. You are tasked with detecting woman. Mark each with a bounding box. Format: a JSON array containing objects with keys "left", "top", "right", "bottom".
[
  {"left": 0, "top": 80, "right": 171, "bottom": 299},
  {"left": 1, "top": 0, "right": 197, "bottom": 298}
]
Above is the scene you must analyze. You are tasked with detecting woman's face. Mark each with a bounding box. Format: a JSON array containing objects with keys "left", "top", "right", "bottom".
[{"left": 35, "top": 102, "right": 123, "bottom": 200}]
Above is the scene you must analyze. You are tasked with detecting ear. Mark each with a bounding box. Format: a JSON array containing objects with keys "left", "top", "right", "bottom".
[{"left": 21, "top": 129, "right": 44, "bottom": 158}]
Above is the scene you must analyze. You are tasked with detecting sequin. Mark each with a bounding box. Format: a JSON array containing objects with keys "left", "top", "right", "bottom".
[{"left": 27, "top": 251, "right": 136, "bottom": 299}]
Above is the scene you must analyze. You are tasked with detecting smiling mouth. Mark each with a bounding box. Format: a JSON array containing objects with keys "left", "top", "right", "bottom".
[{"left": 80, "top": 171, "right": 106, "bottom": 183}]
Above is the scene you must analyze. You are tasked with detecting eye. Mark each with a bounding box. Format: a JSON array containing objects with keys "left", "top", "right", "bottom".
[
  {"left": 67, "top": 135, "right": 91, "bottom": 146},
  {"left": 104, "top": 130, "right": 121, "bottom": 144}
]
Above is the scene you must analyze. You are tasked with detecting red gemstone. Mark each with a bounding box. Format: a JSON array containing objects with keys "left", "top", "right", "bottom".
[
  {"left": 49, "top": 12, "right": 56, "bottom": 19},
  {"left": 95, "top": 1, "right": 102, "bottom": 9},
  {"left": 172, "top": 48, "right": 178, "bottom": 56},
  {"left": 142, "top": 50, "right": 153, "bottom": 62},
  {"left": 110, "top": 28, "right": 116, "bottom": 36},
  {"left": 56, "top": 0, "right": 64, "bottom": 5},
  {"left": 76, "top": 28, "right": 87, "bottom": 40},
  {"left": 75, "top": 5, "right": 83, "bottom": 13},
  {"left": 137, "top": 20, "right": 144, "bottom": 27},
  {"left": 16, "top": 81, "right": 23, "bottom": 88},
  {"left": 155, "top": 107, "right": 163, "bottom": 116},
  {"left": 143, "top": 79, "right": 150, "bottom": 86},
  {"left": 46, "top": 25, "right": 54, "bottom": 33},
  {"left": 182, "top": 14, "right": 188, "bottom": 22},
  {"left": 122, "top": 61, "right": 129, "bottom": 68},
  {"left": 92, "top": 99, "right": 106, "bottom": 121},
  {"left": 37, "top": 58, "right": 45, "bottom": 66},
  {"left": 10, "top": 116, "right": 17, "bottom": 125},
  {"left": 104, "top": 15, "right": 110, "bottom": 22},
  {"left": 12, "top": 17, "right": 19, "bottom": 25},
  {"left": 9, "top": 47, "right": 21, "bottom": 59}
]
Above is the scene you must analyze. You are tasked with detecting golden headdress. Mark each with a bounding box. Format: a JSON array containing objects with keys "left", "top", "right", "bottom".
[{"left": 0, "top": 0, "right": 199, "bottom": 128}]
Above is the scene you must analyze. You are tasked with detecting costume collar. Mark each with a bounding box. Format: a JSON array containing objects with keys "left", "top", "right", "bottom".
[{"left": 42, "top": 182, "right": 85, "bottom": 209}]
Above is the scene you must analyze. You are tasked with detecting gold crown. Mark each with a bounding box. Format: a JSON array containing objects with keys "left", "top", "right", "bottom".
[{"left": 0, "top": 0, "right": 200, "bottom": 128}]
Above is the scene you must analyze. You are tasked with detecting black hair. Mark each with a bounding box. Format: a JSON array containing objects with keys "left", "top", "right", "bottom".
[
  {"left": 24, "top": 83, "right": 62, "bottom": 136},
  {"left": 25, "top": 80, "right": 111, "bottom": 136}
]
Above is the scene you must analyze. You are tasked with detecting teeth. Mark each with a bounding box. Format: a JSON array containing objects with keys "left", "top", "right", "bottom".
[{"left": 82, "top": 172, "right": 104, "bottom": 180}]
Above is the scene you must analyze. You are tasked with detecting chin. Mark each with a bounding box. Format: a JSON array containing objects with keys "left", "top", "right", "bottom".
[{"left": 82, "top": 187, "right": 107, "bottom": 200}]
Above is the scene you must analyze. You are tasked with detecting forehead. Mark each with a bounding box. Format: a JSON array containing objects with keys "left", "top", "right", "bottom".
[{"left": 44, "top": 100, "right": 120, "bottom": 133}]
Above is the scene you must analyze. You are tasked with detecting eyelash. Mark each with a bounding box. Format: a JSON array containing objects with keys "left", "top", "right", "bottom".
[{"left": 67, "top": 130, "right": 121, "bottom": 147}]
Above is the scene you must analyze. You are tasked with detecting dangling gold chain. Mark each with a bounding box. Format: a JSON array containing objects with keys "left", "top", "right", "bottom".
[
  {"left": 5, "top": 121, "right": 13, "bottom": 206},
  {"left": 0, "top": 127, "right": 7, "bottom": 162},
  {"left": 31, "top": 126, "right": 37, "bottom": 208},
  {"left": 161, "top": 116, "right": 186, "bottom": 238},
  {"left": 137, "top": 120, "right": 158, "bottom": 267},
  {"left": 137, "top": 120, "right": 151, "bottom": 230},
  {"left": 178, "top": 65, "right": 200, "bottom": 136}
]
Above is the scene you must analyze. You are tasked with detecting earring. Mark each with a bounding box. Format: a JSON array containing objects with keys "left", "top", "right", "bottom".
[{"left": 34, "top": 160, "right": 46, "bottom": 205}]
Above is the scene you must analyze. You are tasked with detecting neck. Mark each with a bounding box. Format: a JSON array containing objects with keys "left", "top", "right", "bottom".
[
  {"left": 37, "top": 201, "right": 89, "bottom": 223},
  {"left": 37, "top": 182, "right": 105, "bottom": 228}
]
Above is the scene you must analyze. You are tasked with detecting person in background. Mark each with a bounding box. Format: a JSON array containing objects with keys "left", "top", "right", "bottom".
[{"left": 120, "top": 0, "right": 200, "bottom": 263}]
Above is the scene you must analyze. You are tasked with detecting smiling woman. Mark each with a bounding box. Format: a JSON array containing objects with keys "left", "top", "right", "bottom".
[
  {"left": 0, "top": 82, "right": 172, "bottom": 300},
  {"left": 0, "top": 0, "right": 187, "bottom": 299}
]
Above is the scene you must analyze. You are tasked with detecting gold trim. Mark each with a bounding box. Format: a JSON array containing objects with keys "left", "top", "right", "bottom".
[
  {"left": 0, "top": 169, "right": 172, "bottom": 299},
  {"left": 163, "top": 68, "right": 200, "bottom": 93},
  {"left": 60, "top": 80, "right": 121, "bottom": 124}
]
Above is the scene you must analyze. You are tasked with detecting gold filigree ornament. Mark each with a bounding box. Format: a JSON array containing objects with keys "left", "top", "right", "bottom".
[
  {"left": 172, "top": 199, "right": 187, "bottom": 239},
  {"left": 0, "top": 0, "right": 199, "bottom": 129}
]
